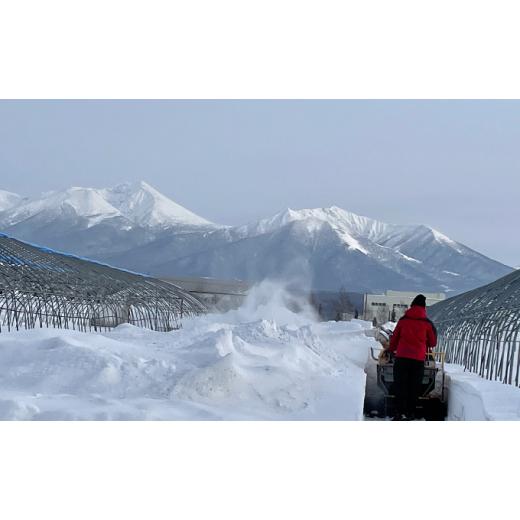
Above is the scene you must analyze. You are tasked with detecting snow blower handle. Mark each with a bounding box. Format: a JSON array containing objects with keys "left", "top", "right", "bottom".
[{"left": 370, "top": 347, "right": 382, "bottom": 361}]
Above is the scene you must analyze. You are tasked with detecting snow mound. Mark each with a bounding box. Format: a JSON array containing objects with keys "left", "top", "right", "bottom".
[
  {"left": 381, "top": 321, "right": 397, "bottom": 332},
  {"left": 446, "top": 364, "right": 520, "bottom": 420},
  {"left": 0, "top": 281, "right": 375, "bottom": 420}
]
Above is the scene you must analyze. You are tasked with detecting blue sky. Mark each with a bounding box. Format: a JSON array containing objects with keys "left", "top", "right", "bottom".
[{"left": 0, "top": 100, "right": 518, "bottom": 266}]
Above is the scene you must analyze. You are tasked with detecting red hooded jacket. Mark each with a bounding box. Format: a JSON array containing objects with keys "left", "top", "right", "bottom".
[{"left": 388, "top": 305, "right": 437, "bottom": 361}]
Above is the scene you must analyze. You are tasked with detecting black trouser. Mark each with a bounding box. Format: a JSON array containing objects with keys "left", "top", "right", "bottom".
[{"left": 393, "top": 357, "right": 424, "bottom": 417}]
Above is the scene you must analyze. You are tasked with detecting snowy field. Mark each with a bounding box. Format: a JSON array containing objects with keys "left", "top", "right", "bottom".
[{"left": 0, "top": 282, "right": 375, "bottom": 420}]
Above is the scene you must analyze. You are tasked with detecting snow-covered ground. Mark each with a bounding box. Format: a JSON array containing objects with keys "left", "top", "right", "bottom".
[
  {"left": 446, "top": 364, "right": 520, "bottom": 420},
  {"left": 4, "top": 277, "right": 520, "bottom": 422},
  {"left": 0, "top": 282, "right": 375, "bottom": 420}
]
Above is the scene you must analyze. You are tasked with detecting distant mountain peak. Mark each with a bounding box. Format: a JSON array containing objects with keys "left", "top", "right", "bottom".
[
  {"left": 110, "top": 180, "right": 155, "bottom": 193},
  {"left": 0, "top": 186, "right": 122, "bottom": 228},
  {"left": 0, "top": 181, "right": 218, "bottom": 231},
  {"left": 0, "top": 190, "right": 24, "bottom": 212},
  {"left": 103, "top": 180, "right": 217, "bottom": 229},
  {"left": 430, "top": 227, "right": 461, "bottom": 248},
  {"left": 136, "top": 201, "right": 512, "bottom": 294},
  {"left": 239, "top": 206, "right": 390, "bottom": 255}
]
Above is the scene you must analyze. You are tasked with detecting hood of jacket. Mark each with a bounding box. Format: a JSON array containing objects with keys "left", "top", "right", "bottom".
[{"left": 404, "top": 305, "right": 427, "bottom": 319}]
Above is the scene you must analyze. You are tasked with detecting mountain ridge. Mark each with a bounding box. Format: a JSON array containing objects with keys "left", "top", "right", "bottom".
[
  {"left": 0, "top": 190, "right": 25, "bottom": 212},
  {"left": 0, "top": 182, "right": 513, "bottom": 294},
  {"left": 0, "top": 181, "right": 217, "bottom": 230}
]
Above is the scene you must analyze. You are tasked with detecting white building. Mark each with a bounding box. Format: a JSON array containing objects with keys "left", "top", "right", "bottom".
[{"left": 363, "top": 290, "right": 445, "bottom": 324}]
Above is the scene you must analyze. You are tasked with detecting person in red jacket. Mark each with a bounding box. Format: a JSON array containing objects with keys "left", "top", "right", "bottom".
[{"left": 388, "top": 294, "right": 437, "bottom": 420}]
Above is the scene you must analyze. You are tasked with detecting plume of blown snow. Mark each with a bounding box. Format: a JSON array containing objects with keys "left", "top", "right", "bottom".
[
  {"left": 184, "top": 279, "right": 318, "bottom": 329},
  {"left": 229, "top": 280, "right": 318, "bottom": 325}
]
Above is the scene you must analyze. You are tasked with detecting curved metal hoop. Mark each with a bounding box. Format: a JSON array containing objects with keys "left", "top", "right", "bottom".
[
  {"left": 429, "top": 269, "right": 520, "bottom": 386},
  {"left": 0, "top": 233, "right": 206, "bottom": 333}
]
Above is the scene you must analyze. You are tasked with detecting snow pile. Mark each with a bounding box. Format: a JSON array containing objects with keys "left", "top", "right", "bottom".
[
  {"left": 0, "top": 281, "right": 375, "bottom": 420},
  {"left": 381, "top": 321, "right": 397, "bottom": 332},
  {"left": 446, "top": 364, "right": 520, "bottom": 420}
]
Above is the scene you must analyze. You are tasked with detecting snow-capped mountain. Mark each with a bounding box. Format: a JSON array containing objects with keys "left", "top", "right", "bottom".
[
  {"left": 0, "top": 186, "right": 121, "bottom": 229},
  {"left": 0, "top": 184, "right": 513, "bottom": 294},
  {"left": 106, "top": 205, "right": 512, "bottom": 294},
  {"left": 101, "top": 181, "right": 215, "bottom": 228},
  {"left": 0, "top": 181, "right": 214, "bottom": 229},
  {"left": 0, "top": 181, "right": 217, "bottom": 256},
  {"left": 0, "top": 190, "right": 24, "bottom": 212}
]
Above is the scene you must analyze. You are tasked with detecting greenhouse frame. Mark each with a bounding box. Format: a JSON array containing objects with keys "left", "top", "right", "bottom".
[
  {"left": 0, "top": 233, "right": 205, "bottom": 333},
  {"left": 429, "top": 268, "right": 520, "bottom": 387}
]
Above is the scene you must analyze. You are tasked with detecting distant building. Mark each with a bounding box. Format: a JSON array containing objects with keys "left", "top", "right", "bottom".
[{"left": 363, "top": 290, "right": 446, "bottom": 324}]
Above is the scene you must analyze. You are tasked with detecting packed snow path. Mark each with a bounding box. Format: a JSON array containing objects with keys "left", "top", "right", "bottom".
[
  {"left": 363, "top": 358, "right": 520, "bottom": 421},
  {"left": 0, "top": 283, "right": 375, "bottom": 420}
]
